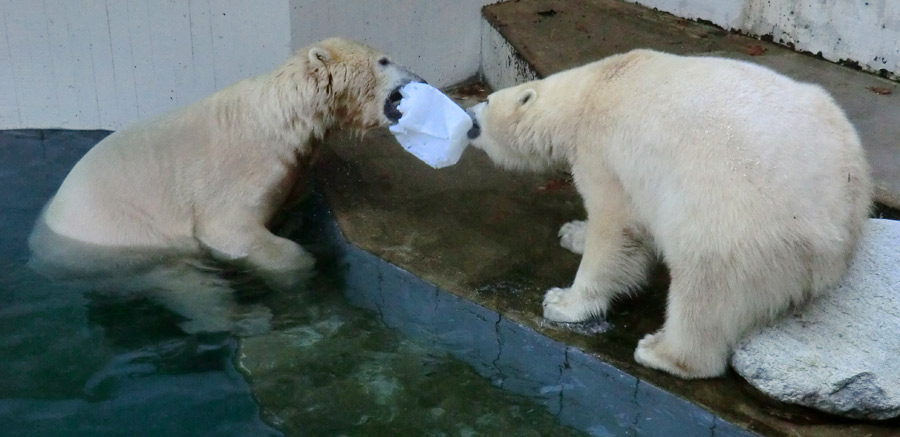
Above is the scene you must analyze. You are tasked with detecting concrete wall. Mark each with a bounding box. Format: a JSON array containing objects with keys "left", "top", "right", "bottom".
[
  {"left": 290, "top": 0, "right": 497, "bottom": 89},
  {"left": 628, "top": 0, "right": 900, "bottom": 80},
  {"left": 1, "top": 0, "right": 497, "bottom": 130},
  {"left": 0, "top": 0, "right": 292, "bottom": 130},
  {"left": 479, "top": 17, "right": 539, "bottom": 91}
]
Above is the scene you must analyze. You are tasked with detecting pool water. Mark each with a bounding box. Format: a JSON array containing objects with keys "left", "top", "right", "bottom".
[{"left": 0, "top": 130, "right": 583, "bottom": 436}]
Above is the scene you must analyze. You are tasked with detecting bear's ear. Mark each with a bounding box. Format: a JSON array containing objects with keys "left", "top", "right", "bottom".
[
  {"left": 308, "top": 47, "right": 332, "bottom": 69},
  {"left": 517, "top": 89, "right": 536, "bottom": 107}
]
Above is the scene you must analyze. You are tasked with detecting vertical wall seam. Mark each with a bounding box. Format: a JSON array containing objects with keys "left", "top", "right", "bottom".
[
  {"left": 104, "top": 0, "right": 119, "bottom": 122},
  {"left": 207, "top": 0, "right": 218, "bottom": 90},
  {"left": 3, "top": 8, "right": 23, "bottom": 126},
  {"left": 187, "top": 0, "right": 197, "bottom": 90},
  {"left": 41, "top": 0, "right": 60, "bottom": 126},
  {"left": 125, "top": 0, "right": 140, "bottom": 118},
  {"left": 88, "top": 38, "right": 102, "bottom": 127}
]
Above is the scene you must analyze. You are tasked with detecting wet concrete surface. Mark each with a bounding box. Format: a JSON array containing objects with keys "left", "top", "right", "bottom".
[
  {"left": 313, "top": 78, "right": 900, "bottom": 435},
  {"left": 482, "top": 0, "right": 900, "bottom": 210}
]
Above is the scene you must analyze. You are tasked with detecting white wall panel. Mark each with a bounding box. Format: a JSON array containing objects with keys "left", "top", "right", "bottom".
[
  {"left": 1, "top": 0, "right": 291, "bottom": 130},
  {"left": 628, "top": 0, "right": 900, "bottom": 81},
  {"left": 3, "top": 0, "right": 896, "bottom": 130},
  {"left": 290, "top": 0, "right": 499, "bottom": 89},
  {"left": 1, "top": 3, "right": 21, "bottom": 126}
]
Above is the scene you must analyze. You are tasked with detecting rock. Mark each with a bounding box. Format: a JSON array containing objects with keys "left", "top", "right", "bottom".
[{"left": 732, "top": 219, "right": 900, "bottom": 420}]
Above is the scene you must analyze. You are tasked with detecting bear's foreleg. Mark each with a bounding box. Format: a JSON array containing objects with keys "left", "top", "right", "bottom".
[
  {"left": 145, "top": 266, "right": 238, "bottom": 334},
  {"left": 543, "top": 188, "right": 654, "bottom": 323},
  {"left": 197, "top": 218, "right": 315, "bottom": 292}
]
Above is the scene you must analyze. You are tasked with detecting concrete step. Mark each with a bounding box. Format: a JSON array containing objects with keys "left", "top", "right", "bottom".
[{"left": 480, "top": 0, "right": 900, "bottom": 211}]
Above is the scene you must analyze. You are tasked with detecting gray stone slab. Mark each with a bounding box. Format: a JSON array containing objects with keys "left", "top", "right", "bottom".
[
  {"left": 494, "top": 317, "right": 567, "bottom": 414},
  {"left": 733, "top": 219, "right": 900, "bottom": 420},
  {"left": 633, "top": 380, "right": 717, "bottom": 437},
  {"left": 340, "top": 248, "right": 384, "bottom": 316},
  {"left": 378, "top": 262, "right": 439, "bottom": 341},
  {"left": 559, "top": 348, "right": 639, "bottom": 436},
  {"left": 431, "top": 290, "right": 502, "bottom": 381}
]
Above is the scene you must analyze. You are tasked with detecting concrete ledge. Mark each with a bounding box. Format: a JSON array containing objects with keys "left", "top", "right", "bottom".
[
  {"left": 481, "top": 0, "right": 900, "bottom": 210},
  {"left": 480, "top": 17, "right": 540, "bottom": 90},
  {"left": 299, "top": 191, "right": 755, "bottom": 436}
]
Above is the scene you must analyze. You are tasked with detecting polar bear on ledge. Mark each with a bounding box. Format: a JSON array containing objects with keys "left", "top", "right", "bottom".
[
  {"left": 29, "top": 38, "right": 423, "bottom": 333},
  {"left": 466, "top": 49, "right": 872, "bottom": 379}
]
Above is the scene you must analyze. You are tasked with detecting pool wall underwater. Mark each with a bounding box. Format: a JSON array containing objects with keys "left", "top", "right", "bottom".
[{"left": 305, "top": 193, "right": 756, "bottom": 436}]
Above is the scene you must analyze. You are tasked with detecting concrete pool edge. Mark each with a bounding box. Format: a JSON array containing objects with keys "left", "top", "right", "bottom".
[{"left": 301, "top": 191, "right": 756, "bottom": 436}]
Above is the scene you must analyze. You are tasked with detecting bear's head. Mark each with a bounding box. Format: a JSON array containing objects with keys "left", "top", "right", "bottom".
[
  {"left": 466, "top": 80, "right": 566, "bottom": 172},
  {"left": 297, "top": 38, "right": 424, "bottom": 133}
]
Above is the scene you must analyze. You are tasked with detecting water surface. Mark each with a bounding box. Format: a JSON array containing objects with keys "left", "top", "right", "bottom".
[{"left": 0, "top": 130, "right": 582, "bottom": 436}]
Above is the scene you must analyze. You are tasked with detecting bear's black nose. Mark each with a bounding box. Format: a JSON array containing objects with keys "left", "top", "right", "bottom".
[
  {"left": 384, "top": 86, "right": 405, "bottom": 123},
  {"left": 467, "top": 119, "right": 481, "bottom": 139}
]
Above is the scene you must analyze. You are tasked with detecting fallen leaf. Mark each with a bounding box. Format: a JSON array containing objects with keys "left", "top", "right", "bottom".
[
  {"left": 745, "top": 45, "right": 766, "bottom": 56},
  {"left": 539, "top": 178, "right": 572, "bottom": 191},
  {"left": 868, "top": 86, "right": 893, "bottom": 95}
]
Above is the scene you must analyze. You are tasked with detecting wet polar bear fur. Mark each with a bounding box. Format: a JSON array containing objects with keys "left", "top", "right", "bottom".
[
  {"left": 467, "top": 49, "right": 872, "bottom": 379},
  {"left": 29, "top": 38, "right": 422, "bottom": 333}
]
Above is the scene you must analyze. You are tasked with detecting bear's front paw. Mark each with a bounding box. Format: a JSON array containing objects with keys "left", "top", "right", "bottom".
[
  {"left": 542, "top": 287, "right": 597, "bottom": 323},
  {"left": 558, "top": 220, "right": 586, "bottom": 255}
]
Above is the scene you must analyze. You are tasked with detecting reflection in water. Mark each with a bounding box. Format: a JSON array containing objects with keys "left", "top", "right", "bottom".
[
  {"left": 0, "top": 260, "right": 280, "bottom": 436},
  {"left": 28, "top": 214, "right": 260, "bottom": 334},
  {"left": 28, "top": 210, "right": 281, "bottom": 335}
]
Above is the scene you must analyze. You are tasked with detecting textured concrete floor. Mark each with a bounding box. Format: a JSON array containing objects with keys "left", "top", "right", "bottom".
[{"left": 313, "top": 1, "right": 900, "bottom": 435}]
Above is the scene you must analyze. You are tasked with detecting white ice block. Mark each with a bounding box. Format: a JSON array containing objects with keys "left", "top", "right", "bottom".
[{"left": 388, "top": 82, "right": 473, "bottom": 169}]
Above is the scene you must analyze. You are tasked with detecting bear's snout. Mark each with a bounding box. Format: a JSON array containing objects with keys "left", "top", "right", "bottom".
[
  {"left": 466, "top": 107, "right": 481, "bottom": 139},
  {"left": 467, "top": 118, "right": 480, "bottom": 140}
]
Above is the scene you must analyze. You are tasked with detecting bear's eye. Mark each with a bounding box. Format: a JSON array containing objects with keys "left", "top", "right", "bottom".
[
  {"left": 378, "top": 57, "right": 390, "bottom": 66},
  {"left": 485, "top": 98, "right": 490, "bottom": 105}
]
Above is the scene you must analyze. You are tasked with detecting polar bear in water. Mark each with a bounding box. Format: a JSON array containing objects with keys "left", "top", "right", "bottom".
[{"left": 30, "top": 38, "right": 423, "bottom": 333}]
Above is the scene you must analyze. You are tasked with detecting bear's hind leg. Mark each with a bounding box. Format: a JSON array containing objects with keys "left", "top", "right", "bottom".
[
  {"left": 633, "top": 262, "right": 740, "bottom": 379},
  {"left": 143, "top": 265, "right": 239, "bottom": 334}
]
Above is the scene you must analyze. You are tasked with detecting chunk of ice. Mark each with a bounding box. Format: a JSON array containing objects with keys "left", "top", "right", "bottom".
[{"left": 388, "top": 82, "right": 473, "bottom": 169}]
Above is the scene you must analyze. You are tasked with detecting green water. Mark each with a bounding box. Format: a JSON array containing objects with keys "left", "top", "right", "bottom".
[
  {"left": 0, "top": 130, "right": 582, "bottom": 436},
  {"left": 241, "top": 273, "right": 584, "bottom": 437}
]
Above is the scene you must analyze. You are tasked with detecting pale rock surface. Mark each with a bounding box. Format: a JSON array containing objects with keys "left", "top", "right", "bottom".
[{"left": 733, "top": 219, "right": 900, "bottom": 420}]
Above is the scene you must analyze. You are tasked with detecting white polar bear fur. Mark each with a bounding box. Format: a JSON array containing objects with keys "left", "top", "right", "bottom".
[
  {"left": 468, "top": 49, "right": 872, "bottom": 379},
  {"left": 29, "top": 38, "right": 420, "bottom": 333}
]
